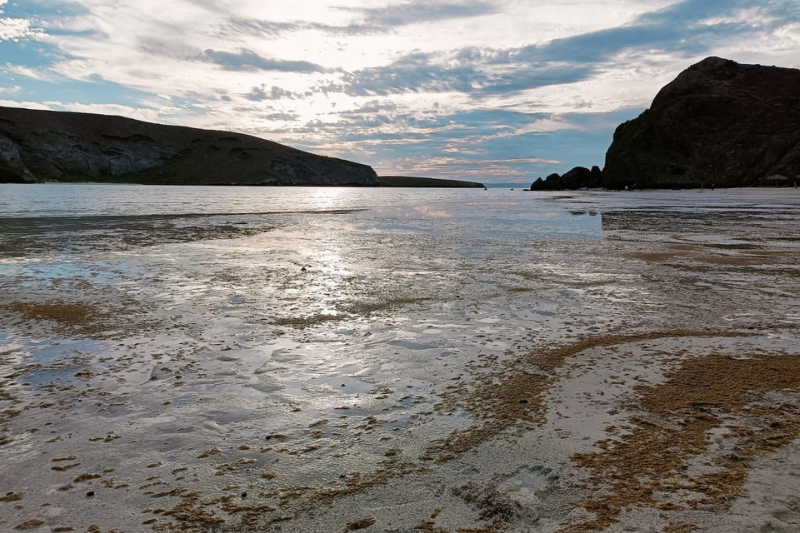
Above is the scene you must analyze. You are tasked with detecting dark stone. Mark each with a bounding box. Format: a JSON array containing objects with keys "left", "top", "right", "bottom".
[
  {"left": 529, "top": 167, "right": 602, "bottom": 191},
  {"left": 590, "top": 165, "right": 603, "bottom": 183},
  {"left": 528, "top": 172, "right": 564, "bottom": 191},
  {"left": 86, "top": 491, "right": 95, "bottom": 497},
  {"left": 528, "top": 177, "right": 543, "bottom": 190},
  {"left": 0, "top": 106, "right": 379, "bottom": 186},
  {"left": 604, "top": 57, "right": 800, "bottom": 189},
  {"left": 543, "top": 173, "right": 561, "bottom": 188},
  {"left": 560, "top": 167, "right": 591, "bottom": 189}
]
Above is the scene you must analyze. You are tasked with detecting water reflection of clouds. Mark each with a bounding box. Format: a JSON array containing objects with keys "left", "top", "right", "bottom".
[{"left": 370, "top": 204, "right": 454, "bottom": 218}]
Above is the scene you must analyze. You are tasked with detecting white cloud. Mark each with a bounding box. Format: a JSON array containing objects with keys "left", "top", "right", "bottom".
[
  {"left": 42, "top": 101, "right": 165, "bottom": 123},
  {"left": 0, "top": 99, "right": 51, "bottom": 110},
  {"left": 1, "top": 63, "right": 56, "bottom": 81},
  {"left": 0, "top": 17, "right": 41, "bottom": 41}
]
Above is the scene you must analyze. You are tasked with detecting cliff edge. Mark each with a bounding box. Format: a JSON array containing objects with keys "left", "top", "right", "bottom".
[
  {"left": 603, "top": 57, "right": 800, "bottom": 188},
  {"left": 0, "top": 106, "right": 378, "bottom": 186}
]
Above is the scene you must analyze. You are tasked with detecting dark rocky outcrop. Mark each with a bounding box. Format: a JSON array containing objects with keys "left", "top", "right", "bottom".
[
  {"left": 377, "top": 176, "right": 484, "bottom": 188},
  {"left": 0, "top": 106, "right": 378, "bottom": 186},
  {"left": 530, "top": 173, "right": 564, "bottom": 191},
  {"left": 604, "top": 57, "right": 800, "bottom": 189},
  {"left": 529, "top": 166, "right": 603, "bottom": 191}
]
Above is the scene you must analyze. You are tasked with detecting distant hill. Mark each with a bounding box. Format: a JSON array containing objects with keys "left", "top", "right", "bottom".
[
  {"left": 0, "top": 106, "right": 378, "bottom": 186},
  {"left": 377, "top": 176, "right": 484, "bottom": 188}
]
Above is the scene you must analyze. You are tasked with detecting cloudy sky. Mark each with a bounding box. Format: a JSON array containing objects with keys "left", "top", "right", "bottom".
[{"left": 1, "top": 0, "right": 799, "bottom": 184}]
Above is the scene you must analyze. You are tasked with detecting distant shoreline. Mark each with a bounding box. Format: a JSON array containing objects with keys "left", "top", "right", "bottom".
[
  {"left": 376, "top": 176, "right": 485, "bottom": 188},
  {"left": 2, "top": 178, "right": 489, "bottom": 188}
]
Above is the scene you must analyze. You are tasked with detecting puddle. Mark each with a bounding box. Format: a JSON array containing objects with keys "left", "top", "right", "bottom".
[
  {"left": 22, "top": 365, "right": 87, "bottom": 387},
  {"left": 387, "top": 339, "right": 438, "bottom": 350},
  {"left": 0, "top": 259, "right": 132, "bottom": 285},
  {"left": 303, "top": 375, "right": 373, "bottom": 394},
  {"left": 500, "top": 466, "right": 554, "bottom": 500},
  {"left": 28, "top": 339, "right": 108, "bottom": 365}
]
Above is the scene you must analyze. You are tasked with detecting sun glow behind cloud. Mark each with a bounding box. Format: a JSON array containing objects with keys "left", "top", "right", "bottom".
[{"left": 1, "top": 0, "right": 799, "bottom": 183}]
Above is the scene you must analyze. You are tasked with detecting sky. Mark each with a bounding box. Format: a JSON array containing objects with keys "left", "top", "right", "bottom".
[{"left": 1, "top": 0, "right": 799, "bottom": 184}]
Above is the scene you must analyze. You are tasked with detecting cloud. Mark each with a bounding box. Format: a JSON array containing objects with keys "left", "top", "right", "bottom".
[
  {"left": 244, "top": 85, "right": 298, "bottom": 101},
  {"left": 0, "top": 99, "right": 162, "bottom": 122},
  {"left": 375, "top": 155, "right": 533, "bottom": 178},
  {"left": 216, "top": 1, "right": 498, "bottom": 39},
  {"left": 260, "top": 112, "right": 300, "bottom": 121},
  {"left": 342, "top": 1, "right": 499, "bottom": 26},
  {"left": 1, "top": 63, "right": 55, "bottom": 81},
  {"left": 325, "top": 48, "right": 595, "bottom": 97},
  {"left": 399, "top": 155, "right": 561, "bottom": 169},
  {"left": 0, "top": 98, "right": 52, "bottom": 110},
  {"left": 476, "top": 157, "right": 561, "bottom": 165},
  {"left": 202, "top": 48, "right": 330, "bottom": 73},
  {"left": 335, "top": 51, "right": 477, "bottom": 96},
  {"left": 0, "top": 17, "right": 42, "bottom": 41},
  {"left": 215, "top": 16, "right": 383, "bottom": 39},
  {"left": 315, "top": 0, "right": 800, "bottom": 98},
  {"left": 48, "top": 102, "right": 163, "bottom": 122},
  {"left": 511, "top": 0, "right": 758, "bottom": 66}
]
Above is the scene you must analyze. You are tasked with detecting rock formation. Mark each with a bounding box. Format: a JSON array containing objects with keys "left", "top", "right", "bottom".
[
  {"left": 603, "top": 57, "right": 800, "bottom": 189},
  {"left": 0, "top": 106, "right": 378, "bottom": 186},
  {"left": 529, "top": 166, "right": 603, "bottom": 191}
]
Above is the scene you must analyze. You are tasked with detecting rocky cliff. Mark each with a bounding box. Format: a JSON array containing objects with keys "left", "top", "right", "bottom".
[
  {"left": 0, "top": 106, "right": 378, "bottom": 186},
  {"left": 603, "top": 57, "right": 800, "bottom": 188}
]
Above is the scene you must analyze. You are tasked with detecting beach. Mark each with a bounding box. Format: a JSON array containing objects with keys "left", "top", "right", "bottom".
[{"left": 1, "top": 186, "right": 798, "bottom": 532}]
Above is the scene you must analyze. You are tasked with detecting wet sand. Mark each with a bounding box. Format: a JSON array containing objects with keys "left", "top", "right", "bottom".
[{"left": 0, "top": 189, "right": 798, "bottom": 532}]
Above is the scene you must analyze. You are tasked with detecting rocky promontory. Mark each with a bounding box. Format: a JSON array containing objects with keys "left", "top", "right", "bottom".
[
  {"left": 527, "top": 57, "right": 800, "bottom": 191},
  {"left": 603, "top": 57, "right": 800, "bottom": 189},
  {"left": 0, "top": 106, "right": 378, "bottom": 186}
]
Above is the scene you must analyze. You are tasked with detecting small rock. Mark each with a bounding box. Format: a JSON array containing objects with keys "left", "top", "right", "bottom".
[{"left": 86, "top": 491, "right": 95, "bottom": 497}]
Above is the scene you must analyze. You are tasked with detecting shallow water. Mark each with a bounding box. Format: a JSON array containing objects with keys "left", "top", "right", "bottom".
[{"left": 0, "top": 185, "right": 799, "bottom": 532}]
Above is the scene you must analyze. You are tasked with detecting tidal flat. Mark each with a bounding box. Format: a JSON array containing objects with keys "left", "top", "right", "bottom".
[{"left": 0, "top": 186, "right": 798, "bottom": 532}]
